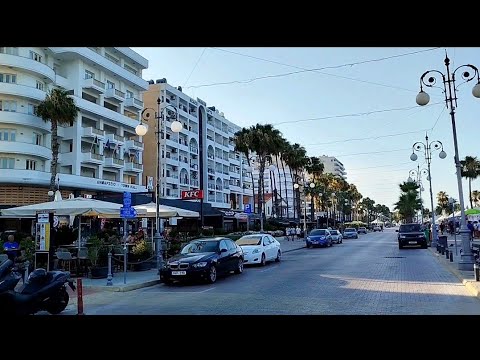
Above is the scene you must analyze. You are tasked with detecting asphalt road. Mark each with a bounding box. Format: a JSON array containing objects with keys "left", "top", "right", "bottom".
[{"left": 62, "top": 228, "right": 480, "bottom": 315}]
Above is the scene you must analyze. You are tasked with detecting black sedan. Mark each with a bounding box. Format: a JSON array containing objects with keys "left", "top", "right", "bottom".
[{"left": 160, "top": 237, "right": 244, "bottom": 285}]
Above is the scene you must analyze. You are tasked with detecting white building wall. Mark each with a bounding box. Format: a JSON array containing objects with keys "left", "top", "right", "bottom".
[{"left": 0, "top": 47, "right": 149, "bottom": 195}]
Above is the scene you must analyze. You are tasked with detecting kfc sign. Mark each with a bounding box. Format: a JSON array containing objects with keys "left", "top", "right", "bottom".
[{"left": 181, "top": 190, "right": 204, "bottom": 200}]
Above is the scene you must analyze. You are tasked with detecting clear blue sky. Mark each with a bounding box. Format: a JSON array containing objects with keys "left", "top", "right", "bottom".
[{"left": 132, "top": 47, "right": 480, "bottom": 212}]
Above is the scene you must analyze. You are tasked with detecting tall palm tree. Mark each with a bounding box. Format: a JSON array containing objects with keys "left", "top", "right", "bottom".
[
  {"left": 361, "top": 197, "right": 375, "bottom": 226},
  {"left": 460, "top": 156, "right": 480, "bottom": 209},
  {"left": 436, "top": 191, "right": 450, "bottom": 215},
  {"left": 281, "top": 141, "right": 294, "bottom": 219},
  {"left": 287, "top": 144, "right": 308, "bottom": 220},
  {"left": 239, "top": 124, "right": 284, "bottom": 230},
  {"left": 394, "top": 181, "right": 421, "bottom": 223},
  {"left": 35, "top": 89, "right": 79, "bottom": 200},
  {"left": 305, "top": 156, "right": 324, "bottom": 222},
  {"left": 234, "top": 128, "right": 255, "bottom": 214}
]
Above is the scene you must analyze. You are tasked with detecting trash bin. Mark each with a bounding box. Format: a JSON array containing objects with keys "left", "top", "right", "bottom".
[{"left": 438, "top": 235, "right": 448, "bottom": 249}]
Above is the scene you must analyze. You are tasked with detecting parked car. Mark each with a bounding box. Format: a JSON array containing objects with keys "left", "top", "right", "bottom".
[
  {"left": 343, "top": 227, "right": 358, "bottom": 239},
  {"left": 373, "top": 225, "right": 382, "bottom": 232},
  {"left": 397, "top": 223, "right": 427, "bottom": 249},
  {"left": 160, "top": 237, "right": 244, "bottom": 285},
  {"left": 358, "top": 227, "right": 367, "bottom": 234},
  {"left": 306, "top": 229, "right": 332, "bottom": 248},
  {"left": 236, "top": 234, "right": 281, "bottom": 266},
  {"left": 329, "top": 230, "right": 343, "bottom": 244}
]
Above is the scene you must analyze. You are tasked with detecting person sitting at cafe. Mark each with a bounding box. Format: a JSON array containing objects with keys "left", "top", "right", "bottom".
[{"left": 3, "top": 234, "right": 20, "bottom": 262}]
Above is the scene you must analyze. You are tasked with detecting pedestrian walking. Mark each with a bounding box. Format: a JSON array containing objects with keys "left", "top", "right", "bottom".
[{"left": 296, "top": 226, "right": 301, "bottom": 240}]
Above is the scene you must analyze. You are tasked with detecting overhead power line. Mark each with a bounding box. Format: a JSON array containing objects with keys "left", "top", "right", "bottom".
[
  {"left": 183, "top": 47, "right": 207, "bottom": 87},
  {"left": 185, "top": 47, "right": 441, "bottom": 91}
]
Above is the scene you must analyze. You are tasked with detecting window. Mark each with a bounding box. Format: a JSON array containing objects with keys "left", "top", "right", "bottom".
[
  {"left": 26, "top": 160, "right": 36, "bottom": 170},
  {"left": 126, "top": 90, "right": 133, "bottom": 99},
  {"left": 262, "top": 237, "right": 271, "bottom": 246},
  {"left": 124, "top": 64, "right": 137, "bottom": 75},
  {"left": 36, "top": 81, "right": 44, "bottom": 91},
  {"left": 0, "top": 73, "right": 17, "bottom": 83},
  {"left": 0, "top": 158, "right": 15, "bottom": 169},
  {"left": 105, "top": 53, "right": 119, "bottom": 64},
  {"left": 29, "top": 51, "right": 42, "bottom": 63},
  {"left": 0, "top": 100, "right": 16, "bottom": 112},
  {"left": 0, "top": 129, "right": 16, "bottom": 141},
  {"left": 106, "top": 80, "right": 115, "bottom": 89},
  {"left": 219, "top": 240, "right": 228, "bottom": 251},
  {"left": 33, "top": 133, "right": 42, "bottom": 145},
  {"left": 85, "top": 70, "right": 95, "bottom": 80},
  {"left": 226, "top": 240, "right": 236, "bottom": 251},
  {"left": 0, "top": 47, "right": 18, "bottom": 55},
  {"left": 28, "top": 104, "right": 37, "bottom": 115}
]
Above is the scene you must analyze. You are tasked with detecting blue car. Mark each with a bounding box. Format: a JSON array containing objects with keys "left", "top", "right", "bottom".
[{"left": 306, "top": 229, "right": 333, "bottom": 248}]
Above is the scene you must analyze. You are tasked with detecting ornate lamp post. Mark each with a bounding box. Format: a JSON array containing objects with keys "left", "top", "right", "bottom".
[
  {"left": 135, "top": 98, "right": 182, "bottom": 274},
  {"left": 407, "top": 165, "right": 428, "bottom": 224},
  {"left": 415, "top": 53, "right": 480, "bottom": 270}
]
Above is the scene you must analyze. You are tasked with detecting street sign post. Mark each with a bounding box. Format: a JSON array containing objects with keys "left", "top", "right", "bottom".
[{"left": 244, "top": 204, "right": 251, "bottom": 214}]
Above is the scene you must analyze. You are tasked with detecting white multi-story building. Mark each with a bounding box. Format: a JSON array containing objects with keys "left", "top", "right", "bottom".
[
  {"left": 142, "top": 80, "right": 254, "bottom": 210},
  {"left": 318, "top": 155, "right": 347, "bottom": 180},
  {"left": 0, "top": 47, "right": 148, "bottom": 207}
]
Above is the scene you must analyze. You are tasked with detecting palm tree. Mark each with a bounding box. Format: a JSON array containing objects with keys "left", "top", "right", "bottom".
[
  {"left": 361, "top": 197, "right": 375, "bottom": 226},
  {"left": 287, "top": 144, "right": 308, "bottom": 220},
  {"left": 460, "top": 156, "right": 480, "bottom": 209},
  {"left": 35, "top": 89, "right": 79, "bottom": 200},
  {"left": 281, "top": 141, "right": 294, "bottom": 219},
  {"left": 394, "top": 181, "right": 421, "bottom": 223},
  {"left": 234, "top": 128, "right": 255, "bottom": 214},
  {"left": 305, "top": 156, "right": 324, "bottom": 222},
  {"left": 238, "top": 124, "right": 284, "bottom": 230},
  {"left": 436, "top": 191, "right": 450, "bottom": 215}
]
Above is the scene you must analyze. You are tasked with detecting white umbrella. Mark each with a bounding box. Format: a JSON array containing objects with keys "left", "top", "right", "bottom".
[{"left": 132, "top": 202, "right": 199, "bottom": 218}]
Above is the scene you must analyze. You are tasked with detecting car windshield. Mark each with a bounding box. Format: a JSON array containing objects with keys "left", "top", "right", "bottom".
[
  {"left": 345, "top": 228, "right": 356, "bottom": 232},
  {"left": 399, "top": 224, "right": 422, "bottom": 232},
  {"left": 359, "top": 227, "right": 366, "bottom": 230},
  {"left": 236, "top": 236, "right": 262, "bottom": 246},
  {"left": 330, "top": 230, "right": 338, "bottom": 235},
  {"left": 181, "top": 240, "right": 219, "bottom": 254},
  {"left": 310, "top": 230, "right": 326, "bottom": 236}
]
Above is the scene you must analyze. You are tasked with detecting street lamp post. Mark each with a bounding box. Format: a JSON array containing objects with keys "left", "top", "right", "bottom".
[
  {"left": 410, "top": 134, "right": 446, "bottom": 248},
  {"left": 408, "top": 165, "right": 428, "bottom": 224},
  {"left": 294, "top": 173, "right": 315, "bottom": 235},
  {"left": 135, "top": 98, "right": 182, "bottom": 275},
  {"left": 415, "top": 53, "right": 480, "bottom": 270}
]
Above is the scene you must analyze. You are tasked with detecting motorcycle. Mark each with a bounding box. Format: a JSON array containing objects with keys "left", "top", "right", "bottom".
[
  {"left": 0, "top": 259, "right": 22, "bottom": 293},
  {"left": 0, "top": 265, "right": 76, "bottom": 315}
]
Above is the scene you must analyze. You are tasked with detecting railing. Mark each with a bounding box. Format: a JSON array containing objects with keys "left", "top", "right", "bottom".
[
  {"left": 207, "top": 154, "right": 215, "bottom": 159},
  {"left": 113, "top": 134, "right": 124, "bottom": 142},
  {"left": 105, "top": 157, "right": 124, "bottom": 165},
  {"left": 208, "top": 184, "right": 216, "bottom": 190},
  {"left": 207, "top": 168, "right": 215, "bottom": 174},
  {"left": 93, "top": 78, "right": 105, "bottom": 88},
  {"left": 190, "top": 147, "right": 198, "bottom": 153},
  {"left": 115, "top": 89, "right": 125, "bottom": 98},
  {"left": 82, "top": 151, "right": 103, "bottom": 161},
  {"left": 166, "top": 174, "right": 179, "bottom": 179},
  {"left": 190, "top": 180, "right": 199, "bottom": 187}
]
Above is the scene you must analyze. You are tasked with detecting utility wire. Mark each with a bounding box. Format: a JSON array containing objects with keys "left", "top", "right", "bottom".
[
  {"left": 185, "top": 47, "right": 441, "bottom": 91},
  {"left": 348, "top": 162, "right": 413, "bottom": 171},
  {"left": 306, "top": 129, "right": 429, "bottom": 146},
  {"left": 272, "top": 102, "right": 442, "bottom": 126},
  {"left": 183, "top": 48, "right": 207, "bottom": 87},
  {"left": 334, "top": 148, "right": 411, "bottom": 157}
]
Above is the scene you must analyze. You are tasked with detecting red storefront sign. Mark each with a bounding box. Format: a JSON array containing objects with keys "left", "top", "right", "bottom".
[{"left": 181, "top": 190, "right": 204, "bottom": 200}]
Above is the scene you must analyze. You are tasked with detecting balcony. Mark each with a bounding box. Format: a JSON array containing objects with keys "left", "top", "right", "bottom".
[
  {"left": 0, "top": 53, "right": 55, "bottom": 83},
  {"left": 82, "top": 77, "right": 105, "bottom": 94},
  {"left": 104, "top": 157, "right": 124, "bottom": 168},
  {"left": 0, "top": 141, "right": 51, "bottom": 160},
  {"left": 125, "top": 139, "right": 144, "bottom": 151},
  {"left": 105, "top": 88, "right": 125, "bottom": 103},
  {"left": 124, "top": 97, "right": 143, "bottom": 111},
  {"left": 190, "top": 147, "right": 198, "bottom": 154},
  {"left": 125, "top": 162, "right": 143, "bottom": 172},
  {"left": 0, "top": 111, "right": 50, "bottom": 132},
  {"left": 82, "top": 126, "right": 105, "bottom": 140},
  {"left": 81, "top": 151, "right": 104, "bottom": 164},
  {"left": 190, "top": 163, "right": 199, "bottom": 170},
  {"left": 105, "top": 133, "right": 125, "bottom": 144},
  {"left": 190, "top": 179, "right": 199, "bottom": 187},
  {"left": 0, "top": 83, "right": 46, "bottom": 102}
]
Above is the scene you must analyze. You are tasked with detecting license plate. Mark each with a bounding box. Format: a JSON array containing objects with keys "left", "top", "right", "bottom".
[
  {"left": 171, "top": 271, "right": 186, "bottom": 275},
  {"left": 408, "top": 241, "right": 417, "bottom": 244}
]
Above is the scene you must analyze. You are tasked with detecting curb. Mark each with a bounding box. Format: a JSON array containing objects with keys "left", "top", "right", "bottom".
[
  {"left": 427, "top": 247, "right": 480, "bottom": 299},
  {"left": 83, "top": 279, "right": 160, "bottom": 292},
  {"left": 282, "top": 246, "right": 306, "bottom": 253}
]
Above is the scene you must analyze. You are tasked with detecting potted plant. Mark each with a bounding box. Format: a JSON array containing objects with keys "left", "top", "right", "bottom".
[
  {"left": 131, "top": 239, "right": 153, "bottom": 271},
  {"left": 87, "top": 236, "right": 109, "bottom": 279}
]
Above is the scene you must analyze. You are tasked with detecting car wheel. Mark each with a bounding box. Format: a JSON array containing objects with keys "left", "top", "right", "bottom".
[
  {"left": 234, "top": 259, "right": 244, "bottom": 274},
  {"left": 355, "top": 236, "right": 358, "bottom": 239},
  {"left": 260, "top": 253, "right": 266, "bottom": 266},
  {"left": 399, "top": 243, "right": 403, "bottom": 250},
  {"left": 207, "top": 265, "right": 217, "bottom": 283},
  {"left": 275, "top": 250, "right": 282, "bottom": 262},
  {"left": 306, "top": 243, "right": 311, "bottom": 248}
]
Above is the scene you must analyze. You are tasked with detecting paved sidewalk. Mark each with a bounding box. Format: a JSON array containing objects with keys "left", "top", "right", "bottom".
[
  {"left": 80, "top": 269, "right": 159, "bottom": 292},
  {"left": 275, "top": 236, "right": 306, "bottom": 253},
  {"left": 430, "top": 233, "right": 480, "bottom": 299}
]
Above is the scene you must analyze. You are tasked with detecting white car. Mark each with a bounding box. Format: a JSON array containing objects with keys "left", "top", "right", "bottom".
[
  {"left": 235, "top": 234, "right": 282, "bottom": 266},
  {"left": 329, "top": 230, "right": 343, "bottom": 244}
]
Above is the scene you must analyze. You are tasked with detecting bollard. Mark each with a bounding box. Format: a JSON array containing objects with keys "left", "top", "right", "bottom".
[
  {"left": 24, "top": 260, "right": 30, "bottom": 284},
  {"left": 437, "top": 245, "right": 440, "bottom": 253},
  {"left": 441, "top": 247, "right": 445, "bottom": 255},
  {"left": 445, "top": 249, "right": 449, "bottom": 259},
  {"left": 77, "top": 278, "right": 85, "bottom": 315},
  {"left": 106, "top": 252, "right": 113, "bottom": 286},
  {"left": 449, "top": 251, "right": 453, "bottom": 262},
  {"left": 475, "top": 264, "right": 480, "bottom": 282}
]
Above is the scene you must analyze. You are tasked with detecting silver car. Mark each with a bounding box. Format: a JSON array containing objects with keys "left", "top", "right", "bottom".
[{"left": 329, "top": 230, "right": 343, "bottom": 244}]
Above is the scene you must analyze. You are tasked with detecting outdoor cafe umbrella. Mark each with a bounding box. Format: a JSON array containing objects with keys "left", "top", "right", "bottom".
[{"left": 465, "top": 208, "right": 480, "bottom": 216}]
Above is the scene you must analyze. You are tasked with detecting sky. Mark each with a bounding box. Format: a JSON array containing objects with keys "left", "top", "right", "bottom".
[{"left": 132, "top": 47, "right": 480, "bottom": 212}]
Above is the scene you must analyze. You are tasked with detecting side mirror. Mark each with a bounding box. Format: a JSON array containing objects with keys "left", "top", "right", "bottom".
[
  {"left": 395, "top": 230, "right": 398, "bottom": 232},
  {"left": 220, "top": 248, "right": 228, "bottom": 253}
]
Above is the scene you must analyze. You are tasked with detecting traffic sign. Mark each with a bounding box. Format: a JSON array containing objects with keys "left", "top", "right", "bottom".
[
  {"left": 120, "top": 206, "right": 137, "bottom": 218},
  {"left": 123, "top": 192, "right": 132, "bottom": 207},
  {"left": 244, "top": 204, "right": 251, "bottom": 214}
]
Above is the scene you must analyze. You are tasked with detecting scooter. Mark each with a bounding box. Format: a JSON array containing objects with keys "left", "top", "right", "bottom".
[
  {"left": 0, "top": 266, "right": 76, "bottom": 315},
  {"left": 0, "top": 259, "right": 22, "bottom": 293}
]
